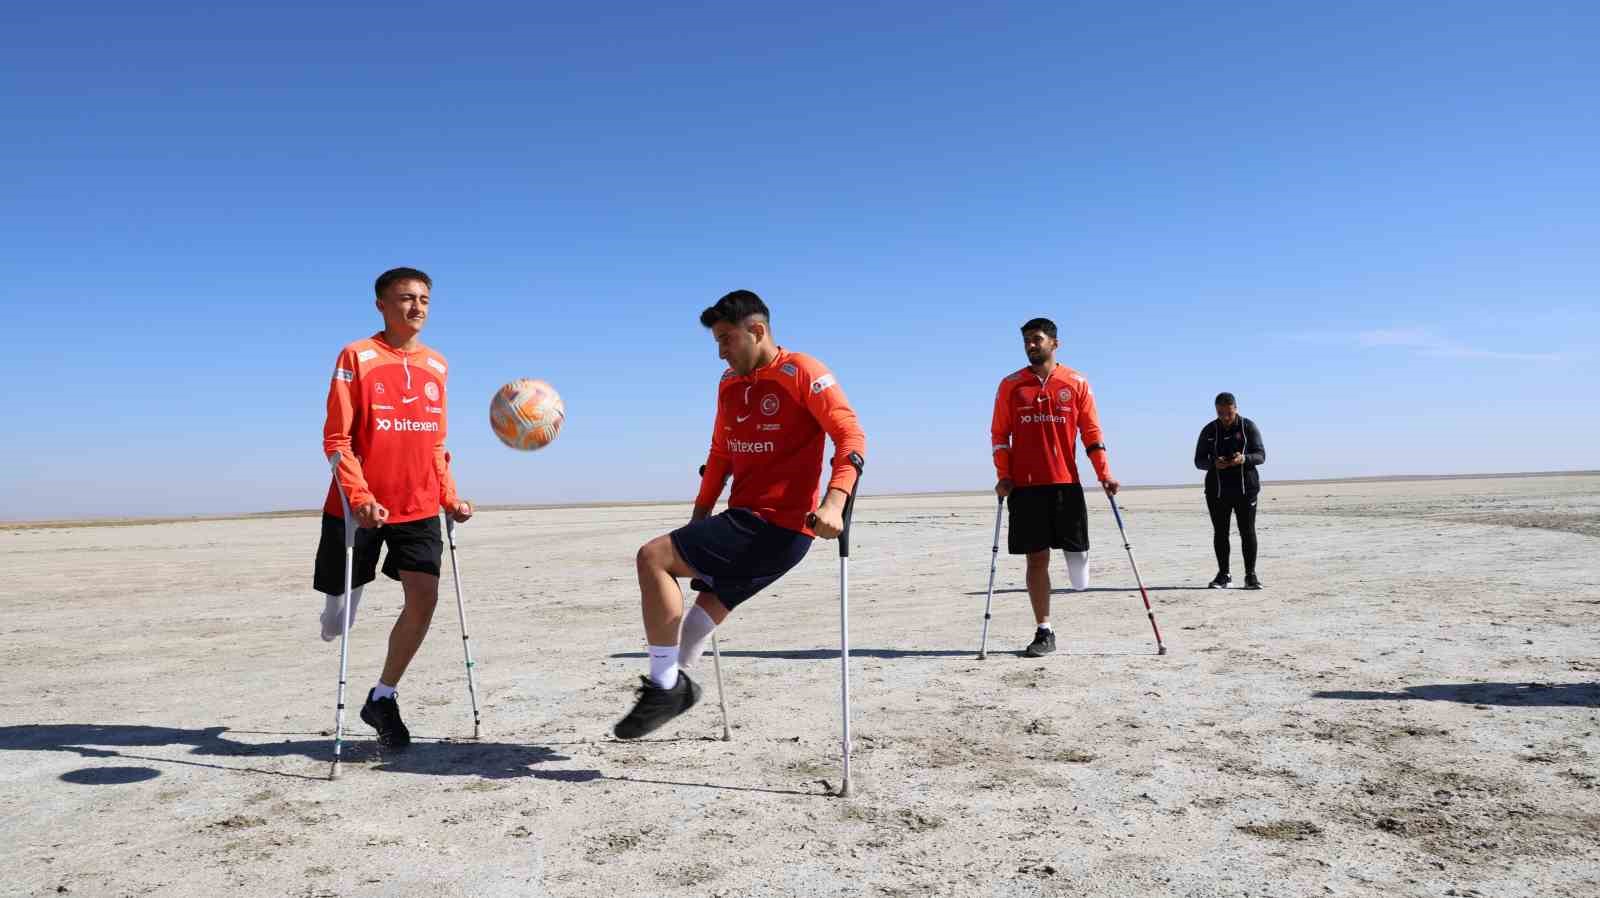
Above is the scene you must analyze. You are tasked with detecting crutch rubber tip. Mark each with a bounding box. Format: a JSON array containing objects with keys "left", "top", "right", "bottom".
[
  {"left": 976, "top": 652, "right": 987, "bottom": 660},
  {"left": 1157, "top": 645, "right": 1168, "bottom": 655}
]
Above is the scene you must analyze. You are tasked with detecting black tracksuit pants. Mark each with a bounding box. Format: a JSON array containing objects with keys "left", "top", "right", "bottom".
[{"left": 1206, "top": 492, "right": 1257, "bottom": 576}]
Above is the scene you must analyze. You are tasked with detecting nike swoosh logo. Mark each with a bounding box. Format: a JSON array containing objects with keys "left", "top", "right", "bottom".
[
  {"left": 402, "top": 395, "right": 419, "bottom": 404},
  {"left": 736, "top": 414, "right": 751, "bottom": 423}
]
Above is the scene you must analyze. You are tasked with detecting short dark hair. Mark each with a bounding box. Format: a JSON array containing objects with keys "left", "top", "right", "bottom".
[
  {"left": 700, "top": 290, "right": 770, "bottom": 328},
  {"left": 1020, "top": 317, "right": 1057, "bottom": 339},
  {"left": 375, "top": 267, "right": 432, "bottom": 297},
  {"left": 1215, "top": 392, "right": 1237, "bottom": 406}
]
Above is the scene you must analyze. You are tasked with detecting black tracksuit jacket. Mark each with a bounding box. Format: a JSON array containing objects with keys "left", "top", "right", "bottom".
[{"left": 1194, "top": 417, "right": 1266, "bottom": 498}]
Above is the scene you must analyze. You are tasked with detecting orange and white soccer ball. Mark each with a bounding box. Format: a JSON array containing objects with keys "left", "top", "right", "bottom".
[{"left": 490, "top": 379, "right": 565, "bottom": 451}]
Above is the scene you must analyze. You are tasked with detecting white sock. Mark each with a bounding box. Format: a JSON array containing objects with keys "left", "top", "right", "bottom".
[
  {"left": 648, "top": 645, "right": 679, "bottom": 689},
  {"left": 677, "top": 606, "right": 718, "bottom": 670},
  {"left": 1038, "top": 621, "right": 1053, "bottom": 631},
  {"left": 319, "top": 586, "right": 364, "bottom": 642},
  {"left": 1064, "top": 550, "right": 1090, "bottom": 590},
  {"left": 371, "top": 681, "right": 396, "bottom": 700}
]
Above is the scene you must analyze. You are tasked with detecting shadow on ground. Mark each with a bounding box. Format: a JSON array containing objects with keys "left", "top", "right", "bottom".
[
  {"left": 609, "top": 648, "right": 973, "bottom": 660},
  {"left": 4, "top": 724, "right": 845, "bottom": 796},
  {"left": 0, "top": 723, "right": 596, "bottom": 782},
  {"left": 963, "top": 586, "right": 1211, "bottom": 596},
  {"left": 1312, "top": 682, "right": 1599, "bottom": 708}
]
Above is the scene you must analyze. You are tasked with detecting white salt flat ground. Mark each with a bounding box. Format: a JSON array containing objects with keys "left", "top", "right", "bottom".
[{"left": 2, "top": 474, "right": 1597, "bottom": 897}]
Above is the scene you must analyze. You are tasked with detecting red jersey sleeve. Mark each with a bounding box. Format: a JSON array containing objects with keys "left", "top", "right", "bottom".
[
  {"left": 797, "top": 359, "right": 865, "bottom": 495},
  {"left": 1075, "top": 376, "right": 1113, "bottom": 482},
  {"left": 991, "top": 377, "right": 1014, "bottom": 481},
  {"left": 693, "top": 374, "right": 734, "bottom": 509},
  {"left": 433, "top": 369, "right": 459, "bottom": 510},
  {"left": 323, "top": 347, "right": 375, "bottom": 510}
]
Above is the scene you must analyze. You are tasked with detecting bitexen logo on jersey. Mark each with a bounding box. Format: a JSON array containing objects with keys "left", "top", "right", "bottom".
[
  {"left": 726, "top": 438, "right": 776, "bottom": 453},
  {"left": 375, "top": 419, "right": 441, "bottom": 433}
]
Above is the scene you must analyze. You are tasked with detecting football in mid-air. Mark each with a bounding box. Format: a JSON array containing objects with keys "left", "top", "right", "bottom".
[{"left": 489, "top": 379, "right": 565, "bottom": 451}]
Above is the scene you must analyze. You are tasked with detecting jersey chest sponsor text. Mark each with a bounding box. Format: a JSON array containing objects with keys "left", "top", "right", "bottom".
[{"left": 374, "top": 418, "right": 439, "bottom": 433}]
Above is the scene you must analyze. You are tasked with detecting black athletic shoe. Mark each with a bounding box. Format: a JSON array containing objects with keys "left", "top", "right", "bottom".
[
  {"left": 1022, "top": 627, "right": 1056, "bottom": 658},
  {"left": 1208, "top": 572, "right": 1231, "bottom": 589},
  {"left": 1243, "top": 573, "right": 1262, "bottom": 590},
  {"left": 613, "top": 673, "right": 701, "bottom": 740},
  {"left": 360, "top": 689, "right": 411, "bottom": 749}
]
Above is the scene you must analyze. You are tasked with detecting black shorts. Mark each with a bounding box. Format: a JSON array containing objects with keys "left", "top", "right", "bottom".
[
  {"left": 671, "top": 508, "right": 813, "bottom": 609},
  {"left": 1007, "top": 483, "right": 1089, "bottom": 554},
  {"left": 313, "top": 513, "right": 443, "bottom": 594}
]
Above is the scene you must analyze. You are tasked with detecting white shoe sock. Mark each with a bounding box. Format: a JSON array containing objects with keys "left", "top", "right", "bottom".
[
  {"left": 677, "top": 606, "right": 717, "bottom": 670},
  {"left": 1038, "top": 620, "right": 1053, "bottom": 631},
  {"left": 1064, "top": 550, "right": 1090, "bottom": 590},
  {"left": 319, "top": 586, "right": 364, "bottom": 642},
  {"left": 648, "top": 645, "right": 679, "bottom": 689},
  {"left": 371, "top": 681, "right": 397, "bottom": 701}
]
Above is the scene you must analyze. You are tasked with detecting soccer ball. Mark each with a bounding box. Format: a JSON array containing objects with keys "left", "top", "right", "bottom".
[{"left": 490, "top": 379, "right": 565, "bottom": 451}]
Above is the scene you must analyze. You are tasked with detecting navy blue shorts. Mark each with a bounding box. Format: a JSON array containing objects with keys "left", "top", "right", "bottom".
[{"left": 670, "top": 508, "right": 813, "bottom": 609}]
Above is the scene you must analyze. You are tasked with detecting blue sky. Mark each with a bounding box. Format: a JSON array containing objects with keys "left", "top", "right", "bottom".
[{"left": 3, "top": 1, "right": 1596, "bottom": 518}]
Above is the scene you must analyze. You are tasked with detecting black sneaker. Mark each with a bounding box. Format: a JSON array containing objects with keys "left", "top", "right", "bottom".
[
  {"left": 613, "top": 673, "right": 701, "bottom": 740},
  {"left": 360, "top": 689, "right": 411, "bottom": 749},
  {"left": 1243, "top": 573, "right": 1262, "bottom": 590},
  {"left": 1022, "top": 627, "right": 1056, "bottom": 658},
  {"left": 1208, "top": 572, "right": 1231, "bottom": 589}
]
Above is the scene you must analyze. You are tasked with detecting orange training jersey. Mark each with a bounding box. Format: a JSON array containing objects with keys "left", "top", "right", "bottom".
[
  {"left": 694, "top": 348, "right": 866, "bottom": 534},
  {"left": 990, "top": 363, "right": 1112, "bottom": 488},
  {"left": 323, "top": 334, "right": 459, "bottom": 524}
]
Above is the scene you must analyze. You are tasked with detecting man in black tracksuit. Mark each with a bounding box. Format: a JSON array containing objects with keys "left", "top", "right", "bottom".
[{"left": 1193, "top": 392, "right": 1266, "bottom": 589}]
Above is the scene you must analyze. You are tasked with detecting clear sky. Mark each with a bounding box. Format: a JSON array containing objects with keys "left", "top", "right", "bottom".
[{"left": 3, "top": 1, "right": 1596, "bottom": 518}]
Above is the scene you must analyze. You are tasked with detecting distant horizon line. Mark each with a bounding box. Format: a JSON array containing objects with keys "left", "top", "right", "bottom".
[{"left": 3, "top": 469, "right": 1595, "bottom": 531}]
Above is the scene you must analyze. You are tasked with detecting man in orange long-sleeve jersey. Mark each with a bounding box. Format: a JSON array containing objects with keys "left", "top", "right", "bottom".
[
  {"left": 313, "top": 267, "right": 474, "bottom": 749},
  {"left": 614, "top": 290, "right": 866, "bottom": 739},
  {"left": 991, "top": 317, "right": 1120, "bottom": 658}
]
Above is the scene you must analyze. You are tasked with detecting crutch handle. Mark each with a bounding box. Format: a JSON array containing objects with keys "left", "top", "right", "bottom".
[
  {"left": 1105, "top": 487, "right": 1128, "bottom": 529},
  {"left": 807, "top": 453, "right": 865, "bottom": 555},
  {"left": 328, "top": 452, "right": 355, "bottom": 546},
  {"left": 839, "top": 453, "right": 863, "bottom": 557}
]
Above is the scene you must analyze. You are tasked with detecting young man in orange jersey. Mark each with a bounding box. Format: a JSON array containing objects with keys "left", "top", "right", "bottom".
[
  {"left": 614, "top": 290, "right": 866, "bottom": 739},
  {"left": 991, "top": 317, "right": 1119, "bottom": 658},
  {"left": 314, "top": 267, "right": 474, "bottom": 749}
]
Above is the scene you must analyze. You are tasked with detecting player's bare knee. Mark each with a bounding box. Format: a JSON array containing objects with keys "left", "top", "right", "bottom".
[
  {"left": 636, "top": 536, "right": 674, "bottom": 573},
  {"left": 1026, "top": 550, "right": 1051, "bottom": 571},
  {"left": 414, "top": 589, "right": 440, "bottom": 611},
  {"left": 399, "top": 573, "right": 440, "bottom": 608}
]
